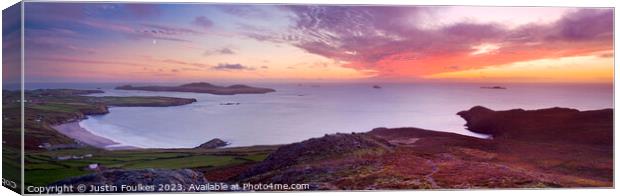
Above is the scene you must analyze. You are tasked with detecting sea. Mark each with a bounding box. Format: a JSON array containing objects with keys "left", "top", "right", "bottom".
[{"left": 23, "top": 82, "right": 614, "bottom": 148}]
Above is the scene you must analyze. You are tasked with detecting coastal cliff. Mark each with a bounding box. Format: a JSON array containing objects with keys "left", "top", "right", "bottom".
[
  {"left": 457, "top": 106, "right": 613, "bottom": 145},
  {"left": 116, "top": 82, "right": 276, "bottom": 95}
]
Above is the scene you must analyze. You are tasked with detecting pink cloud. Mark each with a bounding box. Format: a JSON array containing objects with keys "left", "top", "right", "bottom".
[{"left": 256, "top": 6, "right": 614, "bottom": 78}]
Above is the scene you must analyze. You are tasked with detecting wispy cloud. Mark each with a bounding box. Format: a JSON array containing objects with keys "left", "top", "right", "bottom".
[
  {"left": 192, "top": 16, "right": 214, "bottom": 29},
  {"left": 26, "top": 3, "right": 204, "bottom": 44},
  {"left": 211, "top": 63, "right": 255, "bottom": 71},
  {"left": 203, "top": 47, "right": 236, "bottom": 56},
  {"left": 217, "top": 5, "right": 273, "bottom": 18},
  {"left": 160, "top": 58, "right": 210, "bottom": 68},
  {"left": 30, "top": 56, "right": 146, "bottom": 67},
  {"left": 140, "top": 23, "right": 203, "bottom": 36},
  {"left": 77, "top": 20, "right": 204, "bottom": 42}
]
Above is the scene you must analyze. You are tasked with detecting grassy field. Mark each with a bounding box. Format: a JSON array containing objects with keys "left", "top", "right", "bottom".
[
  {"left": 2, "top": 147, "right": 22, "bottom": 187},
  {"left": 24, "top": 147, "right": 276, "bottom": 186}
]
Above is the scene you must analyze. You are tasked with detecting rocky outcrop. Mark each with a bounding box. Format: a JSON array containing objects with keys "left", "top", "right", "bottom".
[
  {"left": 79, "top": 104, "right": 110, "bottom": 116},
  {"left": 237, "top": 133, "right": 393, "bottom": 180},
  {"left": 51, "top": 169, "right": 208, "bottom": 193},
  {"left": 195, "top": 138, "right": 228, "bottom": 149},
  {"left": 116, "top": 82, "right": 276, "bottom": 95}
]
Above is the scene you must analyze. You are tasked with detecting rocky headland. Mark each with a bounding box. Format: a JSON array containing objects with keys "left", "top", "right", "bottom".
[{"left": 457, "top": 106, "right": 612, "bottom": 145}]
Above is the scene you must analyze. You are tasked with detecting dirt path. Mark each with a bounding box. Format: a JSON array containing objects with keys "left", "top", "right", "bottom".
[{"left": 424, "top": 159, "right": 439, "bottom": 188}]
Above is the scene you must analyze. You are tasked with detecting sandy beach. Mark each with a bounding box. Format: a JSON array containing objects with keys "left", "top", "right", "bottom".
[{"left": 52, "top": 122, "right": 137, "bottom": 150}]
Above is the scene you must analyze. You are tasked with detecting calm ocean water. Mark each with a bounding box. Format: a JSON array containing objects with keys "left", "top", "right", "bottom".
[{"left": 26, "top": 83, "right": 614, "bottom": 148}]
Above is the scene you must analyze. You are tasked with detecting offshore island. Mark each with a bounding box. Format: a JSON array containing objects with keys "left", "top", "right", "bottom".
[
  {"left": 2, "top": 84, "right": 612, "bottom": 192},
  {"left": 115, "top": 82, "right": 276, "bottom": 95}
]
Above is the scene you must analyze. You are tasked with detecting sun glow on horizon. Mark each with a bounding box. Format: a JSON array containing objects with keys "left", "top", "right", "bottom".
[{"left": 426, "top": 55, "right": 614, "bottom": 83}]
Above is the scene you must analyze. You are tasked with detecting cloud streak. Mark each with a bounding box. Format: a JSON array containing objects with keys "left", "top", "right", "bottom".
[
  {"left": 203, "top": 47, "right": 236, "bottom": 56},
  {"left": 26, "top": 3, "right": 204, "bottom": 44},
  {"left": 79, "top": 20, "right": 201, "bottom": 42},
  {"left": 211, "top": 63, "right": 255, "bottom": 71}
]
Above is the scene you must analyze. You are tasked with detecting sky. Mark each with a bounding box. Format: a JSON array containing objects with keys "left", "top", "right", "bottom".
[{"left": 14, "top": 3, "right": 614, "bottom": 83}]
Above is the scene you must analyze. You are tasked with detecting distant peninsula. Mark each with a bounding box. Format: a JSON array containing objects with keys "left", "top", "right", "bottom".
[{"left": 115, "top": 82, "right": 276, "bottom": 95}]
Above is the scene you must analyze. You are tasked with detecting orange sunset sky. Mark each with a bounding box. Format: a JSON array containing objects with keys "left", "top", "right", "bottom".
[{"left": 10, "top": 3, "right": 614, "bottom": 83}]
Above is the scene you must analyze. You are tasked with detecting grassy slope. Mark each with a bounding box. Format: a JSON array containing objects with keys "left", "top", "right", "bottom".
[
  {"left": 2, "top": 147, "right": 21, "bottom": 187},
  {"left": 24, "top": 146, "right": 276, "bottom": 186}
]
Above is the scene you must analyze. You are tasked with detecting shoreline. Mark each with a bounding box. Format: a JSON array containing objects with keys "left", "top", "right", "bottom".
[
  {"left": 49, "top": 102, "right": 612, "bottom": 152},
  {"left": 52, "top": 121, "right": 139, "bottom": 150}
]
